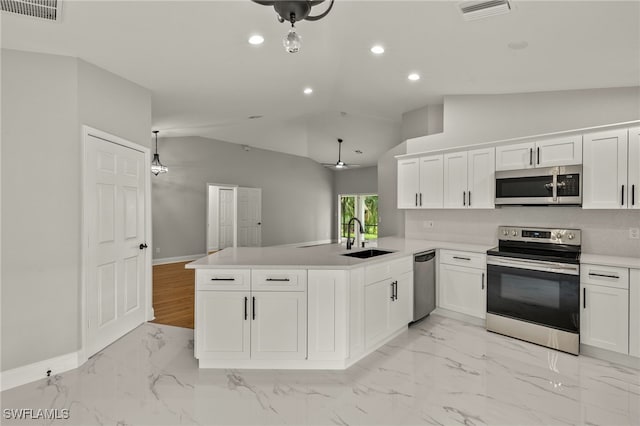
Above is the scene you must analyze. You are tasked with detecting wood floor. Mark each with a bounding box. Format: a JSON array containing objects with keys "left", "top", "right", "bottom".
[{"left": 151, "top": 261, "right": 194, "bottom": 329}]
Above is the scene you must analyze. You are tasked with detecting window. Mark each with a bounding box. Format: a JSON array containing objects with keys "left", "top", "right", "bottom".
[{"left": 339, "top": 194, "right": 378, "bottom": 243}]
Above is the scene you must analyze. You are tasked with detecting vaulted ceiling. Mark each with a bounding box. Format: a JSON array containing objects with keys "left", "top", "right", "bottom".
[{"left": 2, "top": 1, "right": 639, "bottom": 166}]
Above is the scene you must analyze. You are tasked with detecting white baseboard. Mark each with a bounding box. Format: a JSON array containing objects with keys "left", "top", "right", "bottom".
[
  {"left": 1, "top": 351, "right": 80, "bottom": 392},
  {"left": 153, "top": 254, "right": 206, "bottom": 266}
]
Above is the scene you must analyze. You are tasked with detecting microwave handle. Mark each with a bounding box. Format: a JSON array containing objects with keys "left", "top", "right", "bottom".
[{"left": 552, "top": 173, "right": 558, "bottom": 202}]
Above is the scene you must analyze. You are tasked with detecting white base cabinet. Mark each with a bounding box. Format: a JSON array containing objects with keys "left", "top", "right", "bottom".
[
  {"left": 196, "top": 291, "right": 250, "bottom": 360},
  {"left": 580, "top": 264, "right": 630, "bottom": 355},
  {"left": 437, "top": 250, "right": 486, "bottom": 319},
  {"left": 629, "top": 269, "right": 640, "bottom": 357},
  {"left": 251, "top": 292, "right": 306, "bottom": 360}
]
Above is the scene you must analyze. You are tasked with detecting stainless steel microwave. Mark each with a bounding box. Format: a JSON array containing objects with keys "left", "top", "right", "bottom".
[{"left": 495, "top": 165, "right": 582, "bottom": 205}]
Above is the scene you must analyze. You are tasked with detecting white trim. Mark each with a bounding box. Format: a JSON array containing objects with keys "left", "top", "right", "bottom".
[
  {"left": 80, "top": 125, "right": 153, "bottom": 363},
  {"left": 153, "top": 254, "right": 207, "bottom": 265},
  {"left": 0, "top": 352, "right": 80, "bottom": 392},
  {"left": 396, "top": 119, "right": 640, "bottom": 160},
  {"left": 580, "top": 344, "right": 640, "bottom": 369}
]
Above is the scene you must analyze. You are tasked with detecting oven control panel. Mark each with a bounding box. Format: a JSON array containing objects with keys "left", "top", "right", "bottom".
[{"left": 498, "top": 226, "right": 581, "bottom": 245}]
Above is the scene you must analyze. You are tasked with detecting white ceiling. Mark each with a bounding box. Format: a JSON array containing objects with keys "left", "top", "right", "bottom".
[{"left": 2, "top": 1, "right": 639, "bottom": 167}]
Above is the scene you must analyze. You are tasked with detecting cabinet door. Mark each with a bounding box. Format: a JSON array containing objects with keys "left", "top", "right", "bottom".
[
  {"left": 251, "top": 292, "right": 307, "bottom": 360},
  {"left": 443, "top": 151, "right": 468, "bottom": 208},
  {"left": 467, "top": 148, "right": 495, "bottom": 209},
  {"left": 196, "top": 291, "right": 250, "bottom": 360},
  {"left": 438, "top": 263, "right": 486, "bottom": 319},
  {"left": 629, "top": 127, "right": 640, "bottom": 210},
  {"left": 389, "top": 271, "right": 413, "bottom": 331},
  {"left": 397, "top": 158, "right": 420, "bottom": 208},
  {"left": 630, "top": 269, "right": 640, "bottom": 358},
  {"left": 307, "top": 270, "right": 348, "bottom": 361},
  {"left": 580, "top": 284, "right": 629, "bottom": 354},
  {"left": 419, "top": 155, "right": 444, "bottom": 208},
  {"left": 535, "top": 135, "right": 582, "bottom": 167},
  {"left": 583, "top": 129, "right": 628, "bottom": 209},
  {"left": 364, "top": 279, "right": 392, "bottom": 348},
  {"left": 495, "top": 142, "right": 535, "bottom": 171}
]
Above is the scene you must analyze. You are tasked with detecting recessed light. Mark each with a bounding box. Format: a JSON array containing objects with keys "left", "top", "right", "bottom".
[
  {"left": 370, "top": 45, "right": 385, "bottom": 55},
  {"left": 248, "top": 35, "right": 264, "bottom": 45},
  {"left": 408, "top": 73, "right": 421, "bottom": 81},
  {"left": 303, "top": 87, "right": 313, "bottom": 95}
]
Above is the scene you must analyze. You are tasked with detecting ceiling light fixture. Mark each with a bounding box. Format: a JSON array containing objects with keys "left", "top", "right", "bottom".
[
  {"left": 370, "top": 45, "right": 385, "bottom": 55},
  {"left": 250, "top": 0, "right": 335, "bottom": 53},
  {"left": 151, "top": 130, "right": 168, "bottom": 176},
  {"left": 303, "top": 87, "right": 313, "bottom": 95},
  {"left": 248, "top": 34, "right": 265, "bottom": 45},
  {"left": 408, "top": 73, "right": 421, "bottom": 81}
]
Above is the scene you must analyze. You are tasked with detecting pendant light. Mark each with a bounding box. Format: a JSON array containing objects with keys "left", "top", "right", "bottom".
[{"left": 151, "top": 130, "right": 168, "bottom": 176}]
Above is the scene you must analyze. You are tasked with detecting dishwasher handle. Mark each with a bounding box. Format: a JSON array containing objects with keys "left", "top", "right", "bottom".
[{"left": 414, "top": 251, "right": 435, "bottom": 262}]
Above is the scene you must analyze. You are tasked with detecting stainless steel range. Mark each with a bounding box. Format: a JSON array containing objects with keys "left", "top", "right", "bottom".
[{"left": 486, "top": 226, "right": 582, "bottom": 355}]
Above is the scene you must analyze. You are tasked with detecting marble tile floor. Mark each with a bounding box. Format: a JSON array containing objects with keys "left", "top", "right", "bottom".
[{"left": 1, "top": 315, "right": 638, "bottom": 426}]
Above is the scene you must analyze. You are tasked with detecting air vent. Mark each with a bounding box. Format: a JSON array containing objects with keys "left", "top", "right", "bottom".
[
  {"left": 1, "top": 0, "right": 61, "bottom": 21},
  {"left": 459, "top": 0, "right": 511, "bottom": 21}
]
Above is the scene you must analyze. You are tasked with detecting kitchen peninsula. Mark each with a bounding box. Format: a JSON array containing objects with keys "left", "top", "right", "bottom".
[{"left": 186, "top": 237, "right": 491, "bottom": 369}]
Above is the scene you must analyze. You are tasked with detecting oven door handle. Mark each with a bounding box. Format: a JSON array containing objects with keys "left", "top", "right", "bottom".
[{"left": 487, "top": 256, "right": 579, "bottom": 275}]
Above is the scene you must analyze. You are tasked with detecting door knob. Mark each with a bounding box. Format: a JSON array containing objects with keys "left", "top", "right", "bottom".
[{"left": 139, "top": 243, "right": 148, "bottom": 250}]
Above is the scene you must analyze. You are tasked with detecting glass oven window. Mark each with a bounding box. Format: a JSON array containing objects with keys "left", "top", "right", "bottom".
[{"left": 487, "top": 264, "right": 579, "bottom": 332}]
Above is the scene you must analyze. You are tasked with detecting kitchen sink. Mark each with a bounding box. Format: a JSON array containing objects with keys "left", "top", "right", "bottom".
[{"left": 341, "top": 248, "right": 395, "bottom": 259}]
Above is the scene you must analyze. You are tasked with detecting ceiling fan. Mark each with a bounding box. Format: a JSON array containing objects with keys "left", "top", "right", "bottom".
[{"left": 322, "top": 138, "right": 360, "bottom": 170}]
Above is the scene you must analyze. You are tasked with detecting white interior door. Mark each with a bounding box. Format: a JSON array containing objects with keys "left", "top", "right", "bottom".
[
  {"left": 237, "top": 187, "right": 262, "bottom": 247},
  {"left": 86, "top": 133, "right": 147, "bottom": 357},
  {"left": 219, "top": 188, "right": 235, "bottom": 249}
]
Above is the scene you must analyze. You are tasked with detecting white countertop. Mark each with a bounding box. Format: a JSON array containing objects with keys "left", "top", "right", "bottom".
[
  {"left": 580, "top": 253, "right": 640, "bottom": 269},
  {"left": 185, "top": 237, "right": 494, "bottom": 270}
]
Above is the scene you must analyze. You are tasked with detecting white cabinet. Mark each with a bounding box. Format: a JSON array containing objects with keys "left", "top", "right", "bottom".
[
  {"left": 438, "top": 250, "right": 486, "bottom": 319},
  {"left": 580, "top": 264, "right": 629, "bottom": 354},
  {"left": 443, "top": 148, "right": 495, "bottom": 209},
  {"left": 583, "top": 129, "right": 630, "bottom": 209},
  {"left": 251, "top": 291, "right": 306, "bottom": 360},
  {"left": 307, "top": 270, "right": 349, "bottom": 361},
  {"left": 397, "top": 155, "right": 443, "bottom": 208},
  {"left": 195, "top": 268, "right": 307, "bottom": 362},
  {"left": 196, "top": 291, "right": 250, "bottom": 360},
  {"left": 495, "top": 136, "right": 582, "bottom": 171},
  {"left": 629, "top": 269, "right": 640, "bottom": 358},
  {"left": 363, "top": 256, "right": 413, "bottom": 348}
]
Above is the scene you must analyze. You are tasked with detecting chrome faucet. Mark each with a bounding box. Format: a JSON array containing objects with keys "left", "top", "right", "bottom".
[{"left": 345, "top": 217, "right": 365, "bottom": 250}]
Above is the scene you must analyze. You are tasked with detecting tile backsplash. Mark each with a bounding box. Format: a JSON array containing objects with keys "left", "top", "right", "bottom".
[{"left": 406, "top": 208, "right": 640, "bottom": 257}]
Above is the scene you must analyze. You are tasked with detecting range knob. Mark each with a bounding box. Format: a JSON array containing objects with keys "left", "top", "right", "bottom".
[
  {"left": 502, "top": 229, "right": 509, "bottom": 236},
  {"left": 511, "top": 230, "right": 517, "bottom": 237},
  {"left": 555, "top": 232, "right": 563, "bottom": 239},
  {"left": 567, "top": 233, "right": 574, "bottom": 240}
]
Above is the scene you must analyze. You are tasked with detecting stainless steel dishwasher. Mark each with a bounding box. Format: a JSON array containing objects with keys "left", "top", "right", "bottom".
[{"left": 412, "top": 251, "right": 436, "bottom": 322}]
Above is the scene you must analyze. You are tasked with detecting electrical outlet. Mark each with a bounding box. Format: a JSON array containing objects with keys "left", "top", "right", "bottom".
[
  {"left": 630, "top": 228, "right": 639, "bottom": 239},
  {"left": 156, "top": 247, "right": 161, "bottom": 254},
  {"left": 422, "top": 221, "right": 434, "bottom": 229}
]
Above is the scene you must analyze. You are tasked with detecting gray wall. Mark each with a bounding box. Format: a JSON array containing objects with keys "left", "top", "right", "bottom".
[
  {"left": 334, "top": 166, "right": 377, "bottom": 196},
  {"left": 406, "top": 209, "right": 640, "bottom": 257},
  {"left": 152, "top": 136, "right": 335, "bottom": 259},
  {"left": 377, "top": 142, "right": 407, "bottom": 238},
  {"left": 1, "top": 50, "right": 151, "bottom": 371},
  {"left": 409, "top": 87, "right": 640, "bottom": 153}
]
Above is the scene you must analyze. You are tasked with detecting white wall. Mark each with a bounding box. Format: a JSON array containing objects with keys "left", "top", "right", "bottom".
[
  {"left": 409, "top": 87, "right": 640, "bottom": 153},
  {"left": 401, "top": 104, "right": 444, "bottom": 141},
  {"left": 1, "top": 49, "right": 151, "bottom": 372},
  {"left": 152, "top": 136, "right": 335, "bottom": 259}
]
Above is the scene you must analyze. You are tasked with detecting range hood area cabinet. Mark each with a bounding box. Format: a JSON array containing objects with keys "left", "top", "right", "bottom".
[
  {"left": 583, "top": 127, "right": 640, "bottom": 210},
  {"left": 495, "top": 135, "right": 583, "bottom": 171}
]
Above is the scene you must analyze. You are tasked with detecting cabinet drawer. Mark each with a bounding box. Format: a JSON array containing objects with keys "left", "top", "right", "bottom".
[
  {"left": 581, "top": 264, "right": 629, "bottom": 289},
  {"left": 196, "top": 269, "right": 251, "bottom": 291},
  {"left": 252, "top": 269, "right": 307, "bottom": 291},
  {"left": 439, "top": 250, "right": 486, "bottom": 269},
  {"left": 364, "top": 256, "right": 412, "bottom": 285}
]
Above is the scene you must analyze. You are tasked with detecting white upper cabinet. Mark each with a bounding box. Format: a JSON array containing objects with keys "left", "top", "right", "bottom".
[
  {"left": 397, "top": 155, "right": 443, "bottom": 209},
  {"left": 628, "top": 127, "right": 639, "bottom": 209},
  {"left": 495, "top": 136, "right": 582, "bottom": 171},
  {"left": 444, "top": 148, "right": 495, "bottom": 209},
  {"left": 583, "top": 129, "right": 629, "bottom": 209}
]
